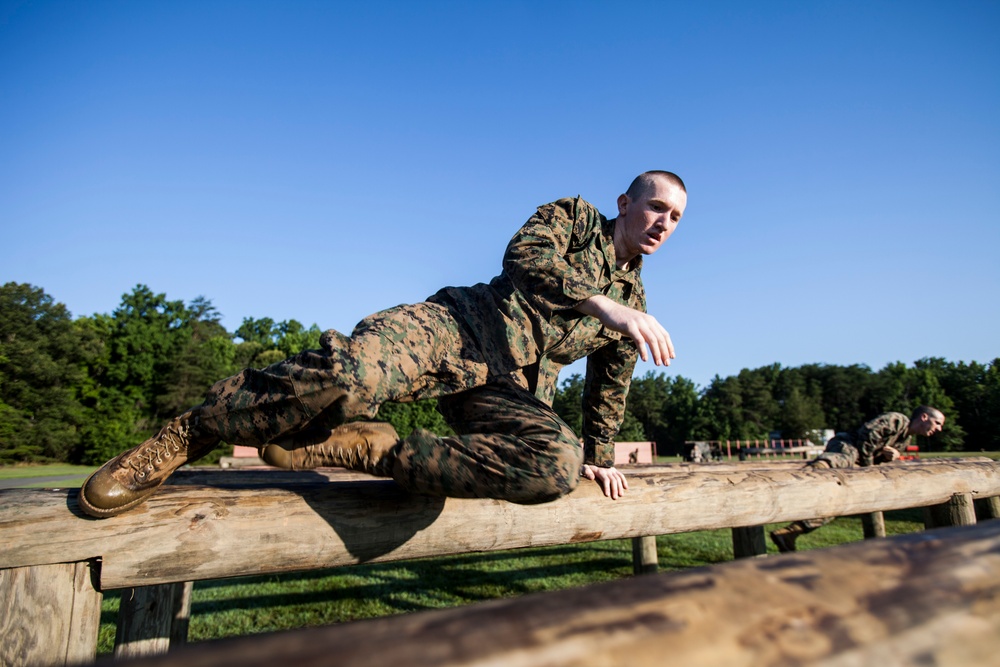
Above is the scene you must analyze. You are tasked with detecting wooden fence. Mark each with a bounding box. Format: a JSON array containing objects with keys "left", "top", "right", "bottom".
[{"left": 2, "top": 459, "right": 999, "bottom": 666}]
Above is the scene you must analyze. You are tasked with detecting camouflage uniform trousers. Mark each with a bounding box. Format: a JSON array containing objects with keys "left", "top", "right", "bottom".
[
  {"left": 195, "top": 301, "right": 583, "bottom": 504},
  {"left": 793, "top": 437, "right": 860, "bottom": 532}
]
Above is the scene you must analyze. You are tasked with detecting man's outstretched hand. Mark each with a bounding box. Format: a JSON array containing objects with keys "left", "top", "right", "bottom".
[
  {"left": 576, "top": 295, "right": 674, "bottom": 366},
  {"left": 581, "top": 464, "right": 629, "bottom": 500}
]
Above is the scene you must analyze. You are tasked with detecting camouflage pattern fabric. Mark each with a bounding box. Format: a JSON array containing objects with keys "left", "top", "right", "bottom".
[
  {"left": 431, "top": 196, "right": 643, "bottom": 466},
  {"left": 815, "top": 412, "right": 912, "bottom": 468},
  {"left": 193, "top": 196, "right": 640, "bottom": 501},
  {"left": 798, "top": 412, "right": 913, "bottom": 531}
]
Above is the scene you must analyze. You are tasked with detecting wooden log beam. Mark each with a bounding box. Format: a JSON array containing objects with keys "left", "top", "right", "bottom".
[
  {"left": 1, "top": 460, "right": 998, "bottom": 589},
  {"left": 96, "top": 521, "right": 1000, "bottom": 667},
  {"left": 155, "top": 457, "right": 998, "bottom": 486}
]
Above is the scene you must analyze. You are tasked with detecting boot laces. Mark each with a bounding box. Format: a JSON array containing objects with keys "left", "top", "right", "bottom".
[
  {"left": 303, "top": 434, "right": 383, "bottom": 474},
  {"left": 128, "top": 420, "right": 190, "bottom": 479}
]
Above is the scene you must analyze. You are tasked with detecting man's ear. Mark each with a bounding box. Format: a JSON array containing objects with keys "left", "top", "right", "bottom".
[{"left": 617, "top": 193, "right": 629, "bottom": 216}]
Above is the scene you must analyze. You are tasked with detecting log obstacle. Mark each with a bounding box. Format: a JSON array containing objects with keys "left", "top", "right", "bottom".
[
  {"left": 1, "top": 460, "right": 998, "bottom": 666},
  {"left": 99, "top": 521, "right": 1000, "bottom": 667}
]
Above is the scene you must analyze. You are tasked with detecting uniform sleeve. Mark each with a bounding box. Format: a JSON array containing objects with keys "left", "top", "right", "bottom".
[
  {"left": 502, "top": 198, "right": 606, "bottom": 318},
  {"left": 855, "top": 413, "right": 909, "bottom": 467},
  {"left": 581, "top": 337, "right": 639, "bottom": 467}
]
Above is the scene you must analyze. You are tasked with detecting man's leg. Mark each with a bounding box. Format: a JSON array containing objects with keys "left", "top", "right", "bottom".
[
  {"left": 80, "top": 302, "right": 484, "bottom": 517},
  {"left": 394, "top": 378, "right": 584, "bottom": 504}
]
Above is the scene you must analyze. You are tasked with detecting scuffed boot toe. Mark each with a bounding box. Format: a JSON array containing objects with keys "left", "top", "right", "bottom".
[{"left": 78, "top": 453, "right": 162, "bottom": 518}]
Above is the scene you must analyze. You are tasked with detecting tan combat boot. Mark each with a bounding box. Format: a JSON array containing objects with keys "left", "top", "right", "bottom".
[
  {"left": 78, "top": 410, "right": 220, "bottom": 518},
  {"left": 262, "top": 421, "right": 400, "bottom": 477},
  {"left": 769, "top": 523, "right": 807, "bottom": 553}
]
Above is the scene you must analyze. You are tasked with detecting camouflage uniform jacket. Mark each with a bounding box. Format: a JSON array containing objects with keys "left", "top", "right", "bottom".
[
  {"left": 836, "top": 412, "right": 912, "bottom": 467},
  {"left": 429, "top": 196, "right": 643, "bottom": 467}
]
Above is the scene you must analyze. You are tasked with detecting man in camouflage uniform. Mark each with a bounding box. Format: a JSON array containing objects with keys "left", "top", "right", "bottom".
[
  {"left": 769, "top": 406, "right": 946, "bottom": 552},
  {"left": 79, "top": 171, "right": 687, "bottom": 518}
]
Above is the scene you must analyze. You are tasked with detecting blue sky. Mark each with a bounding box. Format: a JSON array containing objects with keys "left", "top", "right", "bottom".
[{"left": 2, "top": 0, "right": 998, "bottom": 390}]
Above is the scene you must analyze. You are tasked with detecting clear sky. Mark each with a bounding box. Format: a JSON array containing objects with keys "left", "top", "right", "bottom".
[{"left": 2, "top": 0, "right": 998, "bottom": 390}]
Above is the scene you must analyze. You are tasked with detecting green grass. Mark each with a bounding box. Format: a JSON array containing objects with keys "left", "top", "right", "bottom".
[
  {"left": 919, "top": 450, "right": 1000, "bottom": 460},
  {"left": 0, "top": 463, "right": 98, "bottom": 479},
  {"left": 94, "top": 509, "right": 928, "bottom": 655}
]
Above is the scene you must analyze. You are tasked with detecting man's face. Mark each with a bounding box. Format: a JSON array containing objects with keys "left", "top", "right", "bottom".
[
  {"left": 912, "top": 412, "right": 946, "bottom": 437},
  {"left": 616, "top": 177, "right": 687, "bottom": 262}
]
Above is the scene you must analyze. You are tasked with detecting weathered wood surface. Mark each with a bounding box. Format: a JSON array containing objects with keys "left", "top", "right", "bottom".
[
  {"left": 0, "top": 560, "right": 102, "bottom": 667},
  {"left": 861, "top": 511, "right": 886, "bottom": 539},
  {"left": 170, "top": 581, "right": 193, "bottom": 647},
  {"left": 630, "top": 535, "right": 657, "bottom": 574},
  {"left": 924, "top": 492, "right": 978, "bottom": 529},
  {"left": 2, "top": 461, "right": 998, "bottom": 589},
  {"left": 96, "top": 521, "right": 1000, "bottom": 667},
  {"left": 975, "top": 495, "right": 1000, "bottom": 520},
  {"left": 164, "top": 457, "right": 997, "bottom": 486},
  {"left": 731, "top": 525, "right": 767, "bottom": 558},
  {"left": 115, "top": 582, "right": 191, "bottom": 659}
]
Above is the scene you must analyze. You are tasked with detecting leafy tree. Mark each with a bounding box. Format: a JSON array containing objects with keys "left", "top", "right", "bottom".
[
  {"left": 376, "top": 399, "right": 454, "bottom": 437},
  {"left": 869, "top": 362, "right": 963, "bottom": 451},
  {"left": 155, "top": 297, "right": 235, "bottom": 418},
  {"left": 0, "top": 283, "right": 88, "bottom": 463},
  {"left": 775, "top": 385, "right": 826, "bottom": 441},
  {"left": 551, "top": 374, "right": 584, "bottom": 436}
]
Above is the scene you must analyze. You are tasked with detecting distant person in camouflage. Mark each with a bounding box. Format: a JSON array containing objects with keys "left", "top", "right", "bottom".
[
  {"left": 769, "top": 406, "right": 946, "bottom": 552},
  {"left": 79, "top": 171, "right": 688, "bottom": 518}
]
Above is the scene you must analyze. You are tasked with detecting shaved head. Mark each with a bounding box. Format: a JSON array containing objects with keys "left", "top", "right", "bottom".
[
  {"left": 626, "top": 171, "right": 686, "bottom": 201},
  {"left": 911, "top": 405, "right": 944, "bottom": 421}
]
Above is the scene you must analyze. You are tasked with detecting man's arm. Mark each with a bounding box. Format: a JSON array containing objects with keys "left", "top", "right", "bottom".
[
  {"left": 502, "top": 198, "right": 606, "bottom": 317},
  {"left": 576, "top": 294, "right": 675, "bottom": 367},
  {"left": 856, "top": 413, "right": 910, "bottom": 466},
  {"left": 578, "top": 329, "right": 640, "bottom": 500}
]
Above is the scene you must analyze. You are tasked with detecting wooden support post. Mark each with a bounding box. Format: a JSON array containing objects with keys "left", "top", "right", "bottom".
[
  {"left": 631, "top": 536, "right": 658, "bottom": 574},
  {"left": 171, "top": 581, "right": 194, "bottom": 647},
  {"left": 861, "top": 512, "right": 886, "bottom": 539},
  {"left": 731, "top": 526, "right": 767, "bottom": 558},
  {"left": 0, "top": 561, "right": 102, "bottom": 667},
  {"left": 924, "top": 492, "right": 978, "bottom": 529},
  {"left": 115, "top": 582, "right": 191, "bottom": 659},
  {"left": 975, "top": 496, "right": 1000, "bottom": 521}
]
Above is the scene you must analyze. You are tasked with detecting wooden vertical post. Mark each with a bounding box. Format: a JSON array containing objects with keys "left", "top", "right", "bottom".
[
  {"left": 732, "top": 526, "right": 767, "bottom": 558},
  {"left": 924, "top": 492, "right": 977, "bottom": 529},
  {"left": 170, "top": 581, "right": 194, "bottom": 647},
  {"left": 0, "top": 561, "right": 102, "bottom": 667},
  {"left": 631, "top": 536, "right": 658, "bottom": 574},
  {"left": 974, "top": 496, "right": 1000, "bottom": 521},
  {"left": 861, "top": 512, "right": 886, "bottom": 539},
  {"left": 115, "top": 582, "right": 191, "bottom": 659}
]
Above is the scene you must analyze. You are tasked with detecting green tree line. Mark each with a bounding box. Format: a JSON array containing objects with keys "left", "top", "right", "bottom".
[{"left": 1, "top": 282, "right": 997, "bottom": 464}]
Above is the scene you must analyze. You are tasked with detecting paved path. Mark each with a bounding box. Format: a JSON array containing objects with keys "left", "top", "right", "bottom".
[{"left": 0, "top": 474, "right": 87, "bottom": 490}]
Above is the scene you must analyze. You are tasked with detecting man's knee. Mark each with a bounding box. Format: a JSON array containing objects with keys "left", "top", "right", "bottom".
[{"left": 505, "top": 437, "right": 583, "bottom": 504}]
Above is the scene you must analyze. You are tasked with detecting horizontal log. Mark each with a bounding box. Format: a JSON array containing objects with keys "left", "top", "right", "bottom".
[
  {"left": 1, "top": 460, "right": 998, "bottom": 589},
  {"left": 159, "top": 456, "right": 997, "bottom": 486},
  {"left": 99, "top": 521, "right": 1000, "bottom": 667}
]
